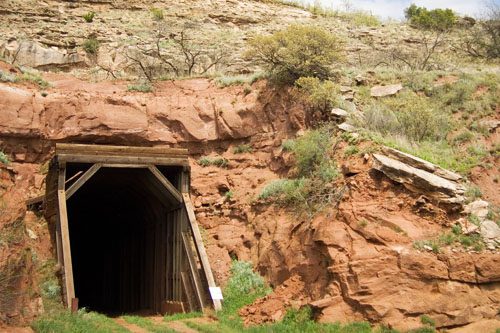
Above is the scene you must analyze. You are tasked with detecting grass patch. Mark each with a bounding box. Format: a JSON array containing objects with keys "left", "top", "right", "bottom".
[
  {"left": 127, "top": 83, "right": 153, "bottom": 92},
  {"left": 83, "top": 38, "right": 99, "bottom": 54},
  {"left": 164, "top": 311, "right": 202, "bottom": 322},
  {"left": 233, "top": 144, "right": 253, "bottom": 154},
  {"left": 123, "top": 315, "right": 175, "bottom": 333},
  {"left": 32, "top": 309, "right": 129, "bottom": 333},
  {"left": 216, "top": 72, "right": 266, "bottom": 87},
  {"left": 82, "top": 11, "right": 95, "bottom": 23},
  {"left": 415, "top": 223, "right": 485, "bottom": 253},
  {"left": 198, "top": 156, "right": 229, "bottom": 168}
]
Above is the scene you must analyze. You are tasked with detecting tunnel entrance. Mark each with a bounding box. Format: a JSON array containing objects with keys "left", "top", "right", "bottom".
[{"left": 44, "top": 144, "right": 221, "bottom": 315}]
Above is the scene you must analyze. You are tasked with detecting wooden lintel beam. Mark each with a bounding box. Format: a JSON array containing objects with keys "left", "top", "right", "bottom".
[
  {"left": 148, "top": 166, "right": 183, "bottom": 204},
  {"left": 66, "top": 163, "right": 102, "bottom": 200},
  {"left": 57, "top": 154, "right": 189, "bottom": 167},
  {"left": 182, "top": 193, "right": 222, "bottom": 311},
  {"left": 57, "top": 166, "right": 75, "bottom": 308}
]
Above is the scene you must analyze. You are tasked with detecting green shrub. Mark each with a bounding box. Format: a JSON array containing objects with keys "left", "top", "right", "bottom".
[
  {"left": 281, "top": 139, "right": 295, "bottom": 152},
  {"left": 246, "top": 25, "right": 343, "bottom": 84},
  {"left": 405, "top": 4, "right": 457, "bottom": 31},
  {"left": 258, "top": 178, "right": 307, "bottom": 204},
  {"left": 82, "top": 11, "right": 95, "bottom": 23},
  {"left": 291, "top": 127, "right": 334, "bottom": 178},
  {"left": 233, "top": 144, "right": 253, "bottom": 154},
  {"left": 420, "top": 315, "right": 436, "bottom": 327},
  {"left": 127, "top": 83, "right": 153, "bottom": 92},
  {"left": 344, "top": 145, "right": 359, "bottom": 157},
  {"left": 465, "top": 186, "right": 482, "bottom": 200},
  {"left": 295, "top": 77, "right": 342, "bottom": 119},
  {"left": 83, "top": 38, "right": 99, "bottom": 54},
  {"left": 0, "top": 151, "right": 9, "bottom": 164},
  {"left": 150, "top": 7, "right": 164, "bottom": 21},
  {"left": 224, "top": 190, "right": 234, "bottom": 199},
  {"left": 219, "top": 261, "right": 270, "bottom": 327},
  {"left": 198, "top": 156, "right": 229, "bottom": 168}
]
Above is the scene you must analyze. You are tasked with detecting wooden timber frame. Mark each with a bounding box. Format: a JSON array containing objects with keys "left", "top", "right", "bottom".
[{"left": 44, "top": 143, "right": 222, "bottom": 313}]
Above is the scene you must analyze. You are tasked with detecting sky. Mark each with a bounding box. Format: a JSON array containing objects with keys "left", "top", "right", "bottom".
[{"left": 302, "top": 0, "right": 500, "bottom": 19}]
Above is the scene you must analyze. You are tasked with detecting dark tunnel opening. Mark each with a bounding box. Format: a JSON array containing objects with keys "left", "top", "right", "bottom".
[{"left": 65, "top": 165, "right": 184, "bottom": 315}]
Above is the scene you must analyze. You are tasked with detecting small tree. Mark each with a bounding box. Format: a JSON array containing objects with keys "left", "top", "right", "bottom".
[
  {"left": 246, "top": 25, "right": 343, "bottom": 84},
  {"left": 405, "top": 4, "right": 457, "bottom": 31}
]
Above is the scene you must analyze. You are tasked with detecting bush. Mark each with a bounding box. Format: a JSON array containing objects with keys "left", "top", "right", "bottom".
[
  {"left": 0, "top": 151, "right": 9, "bottom": 164},
  {"left": 258, "top": 178, "right": 307, "bottom": 204},
  {"left": 82, "top": 11, "right": 95, "bottom": 23},
  {"left": 363, "top": 91, "right": 450, "bottom": 142},
  {"left": 83, "top": 38, "right": 99, "bottom": 55},
  {"left": 405, "top": 4, "right": 457, "bottom": 31},
  {"left": 219, "top": 261, "right": 270, "bottom": 327},
  {"left": 233, "top": 144, "right": 253, "bottom": 154},
  {"left": 198, "top": 156, "right": 228, "bottom": 168},
  {"left": 295, "top": 77, "right": 342, "bottom": 121},
  {"left": 216, "top": 72, "right": 266, "bottom": 87},
  {"left": 246, "top": 25, "right": 343, "bottom": 84},
  {"left": 150, "top": 7, "right": 164, "bottom": 21}
]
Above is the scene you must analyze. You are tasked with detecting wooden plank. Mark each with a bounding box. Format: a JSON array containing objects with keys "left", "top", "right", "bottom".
[
  {"left": 65, "top": 164, "right": 102, "bottom": 200},
  {"left": 56, "top": 143, "right": 188, "bottom": 156},
  {"left": 181, "top": 232, "right": 206, "bottom": 310},
  {"left": 182, "top": 193, "right": 222, "bottom": 311},
  {"left": 101, "top": 164, "right": 150, "bottom": 168},
  {"left": 58, "top": 166, "right": 75, "bottom": 308},
  {"left": 180, "top": 271, "right": 195, "bottom": 312},
  {"left": 148, "top": 166, "right": 183, "bottom": 204},
  {"left": 57, "top": 154, "right": 189, "bottom": 167}
]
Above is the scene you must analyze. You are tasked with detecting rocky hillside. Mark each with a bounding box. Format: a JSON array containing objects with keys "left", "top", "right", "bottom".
[{"left": 0, "top": 0, "right": 499, "bottom": 332}]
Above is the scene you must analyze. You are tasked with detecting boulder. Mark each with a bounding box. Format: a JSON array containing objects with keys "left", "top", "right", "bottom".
[
  {"left": 480, "top": 220, "right": 500, "bottom": 244},
  {"left": 337, "top": 122, "right": 356, "bottom": 132},
  {"left": 464, "top": 200, "right": 489, "bottom": 219},
  {"left": 331, "top": 108, "right": 348, "bottom": 120},
  {"left": 0, "top": 40, "right": 83, "bottom": 69},
  {"left": 370, "top": 83, "right": 403, "bottom": 97},
  {"left": 372, "top": 153, "right": 465, "bottom": 204}
]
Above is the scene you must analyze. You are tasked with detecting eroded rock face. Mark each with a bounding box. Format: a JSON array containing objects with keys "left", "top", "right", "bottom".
[{"left": 0, "top": 78, "right": 305, "bottom": 160}]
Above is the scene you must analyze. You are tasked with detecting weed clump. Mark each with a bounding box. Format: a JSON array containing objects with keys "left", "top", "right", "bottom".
[
  {"left": 198, "top": 156, "right": 229, "bottom": 168},
  {"left": 127, "top": 83, "right": 153, "bottom": 92},
  {"left": 82, "top": 11, "right": 95, "bottom": 23},
  {"left": 83, "top": 38, "right": 99, "bottom": 55}
]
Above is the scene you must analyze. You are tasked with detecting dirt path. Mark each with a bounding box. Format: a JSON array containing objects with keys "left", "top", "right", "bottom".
[{"left": 113, "top": 318, "right": 149, "bottom": 333}]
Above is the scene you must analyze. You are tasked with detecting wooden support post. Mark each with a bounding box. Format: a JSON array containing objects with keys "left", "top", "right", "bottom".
[
  {"left": 182, "top": 193, "right": 222, "bottom": 311},
  {"left": 58, "top": 165, "right": 76, "bottom": 308},
  {"left": 66, "top": 163, "right": 102, "bottom": 200},
  {"left": 181, "top": 232, "right": 206, "bottom": 310}
]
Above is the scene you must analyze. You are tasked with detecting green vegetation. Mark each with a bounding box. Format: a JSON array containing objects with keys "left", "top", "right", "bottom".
[
  {"left": 259, "top": 127, "right": 341, "bottom": 213},
  {"left": 198, "top": 156, "right": 229, "bottom": 168},
  {"left": 164, "top": 311, "right": 203, "bottom": 322},
  {"left": 150, "top": 7, "right": 164, "bottom": 21},
  {"left": 233, "top": 144, "right": 253, "bottom": 154},
  {"left": 123, "top": 315, "right": 175, "bottom": 332},
  {"left": 246, "top": 25, "right": 343, "bottom": 84},
  {"left": 224, "top": 190, "right": 234, "bottom": 199},
  {"left": 344, "top": 145, "right": 360, "bottom": 157},
  {"left": 0, "top": 151, "right": 9, "bottom": 164},
  {"left": 405, "top": 4, "right": 456, "bottom": 31},
  {"left": 82, "top": 11, "right": 96, "bottom": 23},
  {"left": 414, "top": 223, "right": 485, "bottom": 253},
  {"left": 420, "top": 315, "right": 435, "bottom": 327},
  {"left": 83, "top": 37, "right": 100, "bottom": 54},
  {"left": 216, "top": 72, "right": 266, "bottom": 87},
  {"left": 127, "top": 83, "right": 153, "bottom": 92},
  {"left": 32, "top": 309, "right": 128, "bottom": 333},
  {"left": 295, "top": 77, "right": 343, "bottom": 120},
  {"left": 0, "top": 69, "right": 49, "bottom": 88}
]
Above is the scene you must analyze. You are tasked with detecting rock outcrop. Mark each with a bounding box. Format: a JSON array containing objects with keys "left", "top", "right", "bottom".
[{"left": 372, "top": 151, "right": 465, "bottom": 205}]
